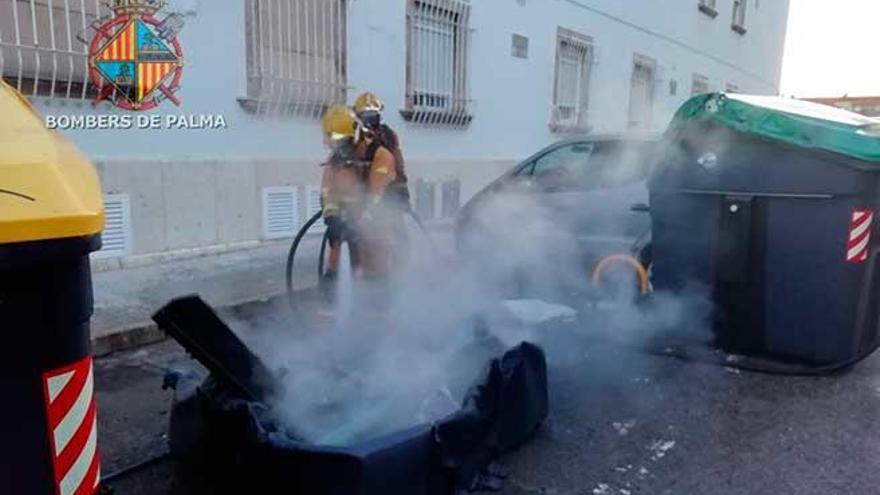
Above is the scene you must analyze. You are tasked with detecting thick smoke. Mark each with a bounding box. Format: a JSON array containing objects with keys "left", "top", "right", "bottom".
[{"left": 236, "top": 145, "right": 711, "bottom": 447}]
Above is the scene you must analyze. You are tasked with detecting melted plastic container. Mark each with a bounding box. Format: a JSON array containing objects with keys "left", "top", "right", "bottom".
[{"left": 153, "top": 296, "right": 548, "bottom": 494}]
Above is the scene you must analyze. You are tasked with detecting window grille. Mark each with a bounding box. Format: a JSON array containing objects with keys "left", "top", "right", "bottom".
[
  {"left": 627, "top": 55, "right": 656, "bottom": 130},
  {"left": 0, "top": 0, "right": 109, "bottom": 98},
  {"left": 404, "top": 0, "right": 472, "bottom": 127},
  {"left": 244, "top": 0, "right": 348, "bottom": 117},
  {"left": 551, "top": 28, "right": 592, "bottom": 132}
]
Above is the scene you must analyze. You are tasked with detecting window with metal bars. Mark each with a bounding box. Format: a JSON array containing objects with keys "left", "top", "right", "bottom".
[
  {"left": 403, "top": 0, "right": 472, "bottom": 127},
  {"left": 732, "top": 0, "right": 747, "bottom": 34},
  {"left": 551, "top": 28, "right": 592, "bottom": 133},
  {"left": 627, "top": 54, "right": 656, "bottom": 130},
  {"left": 691, "top": 73, "right": 710, "bottom": 95},
  {"left": 243, "top": 0, "right": 348, "bottom": 117},
  {"left": 0, "top": 0, "right": 108, "bottom": 98}
]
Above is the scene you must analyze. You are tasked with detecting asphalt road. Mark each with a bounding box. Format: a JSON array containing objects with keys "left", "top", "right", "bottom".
[
  {"left": 499, "top": 333, "right": 880, "bottom": 495},
  {"left": 94, "top": 308, "right": 880, "bottom": 495}
]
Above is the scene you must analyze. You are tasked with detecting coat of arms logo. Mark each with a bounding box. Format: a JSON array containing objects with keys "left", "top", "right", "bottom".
[{"left": 88, "top": 0, "right": 185, "bottom": 110}]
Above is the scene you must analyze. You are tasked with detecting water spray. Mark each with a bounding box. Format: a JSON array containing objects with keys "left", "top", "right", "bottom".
[{"left": 285, "top": 207, "right": 437, "bottom": 309}]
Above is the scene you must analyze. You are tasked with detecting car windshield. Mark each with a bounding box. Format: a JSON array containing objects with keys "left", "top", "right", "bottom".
[
  {"left": 518, "top": 140, "right": 653, "bottom": 190},
  {"left": 525, "top": 142, "right": 596, "bottom": 185}
]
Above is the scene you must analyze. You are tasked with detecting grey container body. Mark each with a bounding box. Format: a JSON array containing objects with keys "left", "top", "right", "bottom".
[{"left": 650, "top": 123, "right": 880, "bottom": 365}]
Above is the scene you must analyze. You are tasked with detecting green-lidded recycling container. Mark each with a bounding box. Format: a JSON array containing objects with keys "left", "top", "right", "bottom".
[{"left": 650, "top": 92, "right": 880, "bottom": 366}]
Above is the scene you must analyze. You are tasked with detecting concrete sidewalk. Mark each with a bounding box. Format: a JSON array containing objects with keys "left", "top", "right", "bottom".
[{"left": 90, "top": 235, "right": 323, "bottom": 354}]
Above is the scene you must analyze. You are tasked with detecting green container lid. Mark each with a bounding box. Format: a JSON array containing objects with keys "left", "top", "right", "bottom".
[{"left": 668, "top": 93, "right": 880, "bottom": 163}]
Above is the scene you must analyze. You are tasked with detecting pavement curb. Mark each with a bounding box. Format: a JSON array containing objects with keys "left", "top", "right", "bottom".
[
  {"left": 92, "top": 322, "right": 166, "bottom": 357},
  {"left": 91, "top": 292, "right": 289, "bottom": 357}
]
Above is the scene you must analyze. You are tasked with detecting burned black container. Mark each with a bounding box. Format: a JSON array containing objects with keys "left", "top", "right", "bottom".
[
  {"left": 154, "top": 296, "right": 548, "bottom": 494},
  {"left": 650, "top": 93, "right": 880, "bottom": 366}
]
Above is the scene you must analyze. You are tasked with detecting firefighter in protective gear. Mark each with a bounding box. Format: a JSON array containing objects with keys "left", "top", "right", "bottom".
[
  {"left": 320, "top": 105, "right": 365, "bottom": 283},
  {"left": 353, "top": 92, "right": 411, "bottom": 210},
  {"left": 355, "top": 121, "right": 401, "bottom": 278}
]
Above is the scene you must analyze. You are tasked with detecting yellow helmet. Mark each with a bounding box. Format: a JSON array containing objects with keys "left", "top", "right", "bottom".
[
  {"left": 353, "top": 92, "right": 384, "bottom": 113},
  {"left": 321, "top": 104, "right": 358, "bottom": 144}
]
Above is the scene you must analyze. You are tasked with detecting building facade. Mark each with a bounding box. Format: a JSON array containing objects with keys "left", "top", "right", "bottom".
[
  {"left": 0, "top": 0, "right": 790, "bottom": 264},
  {"left": 805, "top": 96, "right": 880, "bottom": 118}
]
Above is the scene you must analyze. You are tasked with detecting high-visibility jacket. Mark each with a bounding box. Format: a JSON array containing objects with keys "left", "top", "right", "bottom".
[
  {"left": 320, "top": 152, "right": 366, "bottom": 220},
  {"left": 357, "top": 139, "right": 397, "bottom": 205},
  {"left": 364, "top": 125, "right": 410, "bottom": 209}
]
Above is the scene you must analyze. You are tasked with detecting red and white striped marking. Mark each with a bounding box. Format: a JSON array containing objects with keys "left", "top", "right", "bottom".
[
  {"left": 847, "top": 209, "right": 874, "bottom": 263},
  {"left": 42, "top": 356, "right": 100, "bottom": 495}
]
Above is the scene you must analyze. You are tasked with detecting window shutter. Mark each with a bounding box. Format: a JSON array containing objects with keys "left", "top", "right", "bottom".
[
  {"left": 261, "top": 187, "right": 298, "bottom": 239},
  {"left": 93, "top": 194, "right": 132, "bottom": 259}
]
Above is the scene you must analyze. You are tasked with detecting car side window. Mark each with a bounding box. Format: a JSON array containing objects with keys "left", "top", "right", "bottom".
[
  {"left": 531, "top": 142, "right": 595, "bottom": 190},
  {"left": 595, "top": 142, "right": 654, "bottom": 188}
]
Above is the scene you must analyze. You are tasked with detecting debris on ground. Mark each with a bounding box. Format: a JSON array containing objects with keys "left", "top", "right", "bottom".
[
  {"left": 612, "top": 419, "right": 637, "bottom": 436},
  {"left": 500, "top": 299, "right": 577, "bottom": 325},
  {"left": 649, "top": 440, "right": 676, "bottom": 461},
  {"left": 592, "top": 483, "right": 611, "bottom": 494}
]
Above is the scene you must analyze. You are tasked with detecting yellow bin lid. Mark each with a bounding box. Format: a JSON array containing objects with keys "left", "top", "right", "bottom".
[{"left": 0, "top": 81, "right": 104, "bottom": 245}]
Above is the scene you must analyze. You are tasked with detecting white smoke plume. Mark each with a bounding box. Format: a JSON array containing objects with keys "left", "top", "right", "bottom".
[{"left": 235, "top": 149, "right": 712, "bottom": 447}]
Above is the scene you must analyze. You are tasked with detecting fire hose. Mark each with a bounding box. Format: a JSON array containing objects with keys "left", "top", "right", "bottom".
[
  {"left": 590, "top": 253, "right": 880, "bottom": 375},
  {"left": 285, "top": 207, "right": 436, "bottom": 305}
]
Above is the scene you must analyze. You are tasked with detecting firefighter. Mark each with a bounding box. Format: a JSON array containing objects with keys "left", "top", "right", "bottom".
[
  {"left": 353, "top": 92, "right": 411, "bottom": 211},
  {"left": 355, "top": 114, "right": 401, "bottom": 278},
  {"left": 320, "top": 105, "right": 365, "bottom": 287}
]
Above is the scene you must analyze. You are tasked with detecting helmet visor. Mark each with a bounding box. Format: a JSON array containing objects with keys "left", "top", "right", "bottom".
[
  {"left": 357, "top": 110, "right": 381, "bottom": 129},
  {"left": 325, "top": 132, "right": 353, "bottom": 149}
]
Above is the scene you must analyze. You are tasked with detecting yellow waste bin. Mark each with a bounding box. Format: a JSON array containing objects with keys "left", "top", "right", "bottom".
[{"left": 0, "top": 80, "right": 105, "bottom": 495}]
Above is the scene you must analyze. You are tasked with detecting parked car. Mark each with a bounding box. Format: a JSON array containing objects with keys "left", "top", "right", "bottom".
[{"left": 455, "top": 135, "right": 658, "bottom": 297}]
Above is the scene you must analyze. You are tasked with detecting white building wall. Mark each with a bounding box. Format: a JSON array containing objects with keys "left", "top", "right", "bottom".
[{"left": 14, "top": 0, "right": 789, "bottom": 261}]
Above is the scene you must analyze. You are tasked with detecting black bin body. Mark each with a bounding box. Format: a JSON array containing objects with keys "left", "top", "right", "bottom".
[
  {"left": 155, "top": 296, "right": 549, "bottom": 495},
  {"left": 650, "top": 123, "right": 880, "bottom": 365},
  {"left": 0, "top": 236, "right": 101, "bottom": 495}
]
